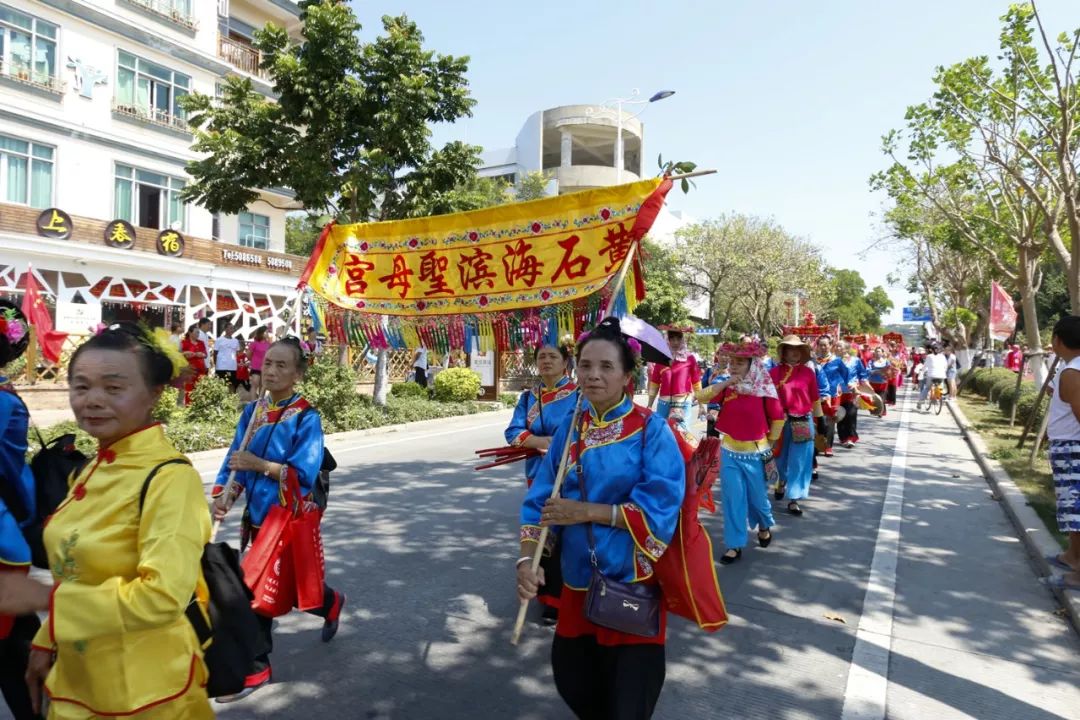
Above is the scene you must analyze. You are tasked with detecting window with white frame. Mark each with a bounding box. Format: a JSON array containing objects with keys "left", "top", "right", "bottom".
[
  {"left": 114, "top": 164, "right": 186, "bottom": 231},
  {"left": 0, "top": 4, "right": 58, "bottom": 87},
  {"left": 0, "top": 134, "right": 53, "bottom": 208},
  {"left": 115, "top": 50, "right": 190, "bottom": 126},
  {"left": 238, "top": 211, "right": 269, "bottom": 249}
]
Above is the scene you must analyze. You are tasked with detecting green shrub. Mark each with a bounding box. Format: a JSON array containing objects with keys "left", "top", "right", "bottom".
[
  {"left": 997, "top": 379, "right": 1040, "bottom": 416},
  {"left": 968, "top": 368, "right": 993, "bottom": 395},
  {"left": 1016, "top": 389, "right": 1051, "bottom": 428},
  {"left": 299, "top": 356, "right": 366, "bottom": 433},
  {"left": 152, "top": 386, "right": 184, "bottom": 425},
  {"left": 164, "top": 419, "right": 240, "bottom": 454},
  {"left": 499, "top": 392, "right": 520, "bottom": 408},
  {"left": 433, "top": 367, "right": 482, "bottom": 402},
  {"left": 187, "top": 374, "right": 238, "bottom": 424},
  {"left": 391, "top": 381, "right": 428, "bottom": 399},
  {"left": 989, "top": 375, "right": 1018, "bottom": 402},
  {"left": 974, "top": 368, "right": 1014, "bottom": 396}
]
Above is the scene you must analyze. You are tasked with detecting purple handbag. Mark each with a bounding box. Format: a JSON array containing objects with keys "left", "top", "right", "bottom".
[{"left": 577, "top": 422, "right": 661, "bottom": 638}]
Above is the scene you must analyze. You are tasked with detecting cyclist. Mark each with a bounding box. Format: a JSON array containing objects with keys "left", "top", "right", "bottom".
[{"left": 917, "top": 342, "right": 949, "bottom": 411}]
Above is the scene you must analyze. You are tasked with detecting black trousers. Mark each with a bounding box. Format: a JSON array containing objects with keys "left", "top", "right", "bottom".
[
  {"left": 414, "top": 368, "right": 428, "bottom": 387},
  {"left": 837, "top": 400, "right": 858, "bottom": 442},
  {"left": 551, "top": 635, "right": 666, "bottom": 720},
  {"left": 0, "top": 614, "right": 41, "bottom": 720},
  {"left": 252, "top": 582, "right": 339, "bottom": 674}
]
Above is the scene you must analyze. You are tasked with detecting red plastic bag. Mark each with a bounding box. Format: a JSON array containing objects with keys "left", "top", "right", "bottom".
[
  {"left": 655, "top": 422, "right": 728, "bottom": 632},
  {"left": 291, "top": 507, "right": 326, "bottom": 611},
  {"left": 242, "top": 504, "right": 297, "bottom": 617}
]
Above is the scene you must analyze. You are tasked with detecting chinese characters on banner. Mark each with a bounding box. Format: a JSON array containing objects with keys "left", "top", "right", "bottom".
[
  {"left": 989, "top": 281, "right": 1017, "bottom": 341},
  {"left": 299, "top": 178, "right": 672, "bottom": 316}
]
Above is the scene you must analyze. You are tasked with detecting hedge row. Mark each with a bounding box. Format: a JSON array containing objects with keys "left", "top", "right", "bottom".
[
  {"left": 29, "top": 360, "right": 503, "bottom": 455},
  {"left": 966, "top": 367, "right": 1049, "bottom": 428}
]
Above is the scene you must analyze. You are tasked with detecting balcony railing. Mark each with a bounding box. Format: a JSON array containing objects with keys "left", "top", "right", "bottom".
[
  {"left": 112, "top": 99, "right": 190, "bottom": 133},
  {"left": 0, "top": 61, "right": 64, "bottom": 95},
  {"left": 218, "top": 35, "right": 267, "bottom": 78},
  {"left": 118, "top": 0, "right": 198, "bottom": 32}
]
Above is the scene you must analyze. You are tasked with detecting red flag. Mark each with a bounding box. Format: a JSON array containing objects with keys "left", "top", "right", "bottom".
[
  {"left": 20, "top": 268, "right": 67, "bottom": 364},
  {"left": 989, "top": 281, "right": 1017, "bottom": 341}
]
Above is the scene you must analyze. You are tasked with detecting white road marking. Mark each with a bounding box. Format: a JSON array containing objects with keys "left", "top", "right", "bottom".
[
  {"left": 840, "top": 394, "right": 911, "bottom": 720},
  {"left": 197, "top": 420, "right": 510, "bottom": 477}
]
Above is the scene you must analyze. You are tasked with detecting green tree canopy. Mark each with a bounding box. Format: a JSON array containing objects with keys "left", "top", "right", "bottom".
[
  {"left": 633, "top": 240, "right": 688, "bottom": 328},
  {"left": 180, "top": 3, "right": 478, "bottom": 225},
  {"left": 819, "top": 269, "right": 893, "bottom": 333},
  {"left": 673, "top": 214, "right": 828, "bottom": 336},
  {"left": 180, "top": 2, "right": 483, "bottom": 405}
]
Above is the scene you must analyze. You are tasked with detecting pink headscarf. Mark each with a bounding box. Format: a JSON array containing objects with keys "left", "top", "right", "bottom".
[{"left": 734, "top": 356, "right": 778, "bottom": 399}]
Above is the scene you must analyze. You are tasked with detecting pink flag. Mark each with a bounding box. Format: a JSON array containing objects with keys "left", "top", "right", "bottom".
[{"left": 989, "top": 281, "right": 1017, "bottom": 341}]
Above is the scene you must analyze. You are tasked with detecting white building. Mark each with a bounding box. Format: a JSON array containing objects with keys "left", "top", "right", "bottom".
[
  {"left": 0, "top": 0, "right": 306, "bottom": 338},
  {"left": 478, "top": 105, "right": 705, "bottom": 317},
  {"left": 478, "top": 105, "right": 646, "bottom": 194}
]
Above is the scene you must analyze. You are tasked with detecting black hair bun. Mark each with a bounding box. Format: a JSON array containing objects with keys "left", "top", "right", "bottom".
[{"left": 591, "top": 316, "right": 623, "bottom": 339}]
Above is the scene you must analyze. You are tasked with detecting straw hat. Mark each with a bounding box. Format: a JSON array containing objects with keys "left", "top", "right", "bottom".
[{"left": 778, "top": 334, "right": 811, "bottom": 364}]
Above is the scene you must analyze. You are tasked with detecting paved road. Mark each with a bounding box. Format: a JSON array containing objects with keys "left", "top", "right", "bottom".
[{"left": 8, "top": 391, "right": 1080, "bottom": 719}]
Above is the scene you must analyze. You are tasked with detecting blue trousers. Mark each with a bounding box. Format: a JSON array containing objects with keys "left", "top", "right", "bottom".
[
  {"left": 777, "top": 416, "right": 815, "bottom": 501},
  {"left": 657, "top": 398, "right": 693, "bottom": 428},
  {"left": 720, "top": 447, "right": 776, "bottom": 549}
]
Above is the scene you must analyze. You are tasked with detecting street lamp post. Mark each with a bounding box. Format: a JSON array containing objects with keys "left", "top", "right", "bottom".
[{"left": 590, "top": 89, "right": 675, "bottom": 184}]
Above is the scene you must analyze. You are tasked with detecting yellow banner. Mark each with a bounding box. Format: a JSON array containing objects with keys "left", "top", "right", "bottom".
[{"left": 299, "top": 178, "right": 670, "bottom": 316}]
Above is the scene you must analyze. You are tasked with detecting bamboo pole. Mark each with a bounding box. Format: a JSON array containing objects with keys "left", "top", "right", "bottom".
[
  {"left": 511, "top": 242, "right": 641, "bottom": 645},
  {"left": 509, "top": 391, "right": 583, "bottom": 646},
  {"left": 211, "top": 392, "right": 268, "bottom": 541},
  {"left": 1028, "top": 400, "right": 1053, "bottom": 469},
  {"left": 1018, "top": 355, "right": 1059, "bottom": 449},
  {"left": 666, "top": 169, "right": 717, "bottom": 181},
  {"left": 1008, "top": 355, "right": 1026, "bottom": 426}
]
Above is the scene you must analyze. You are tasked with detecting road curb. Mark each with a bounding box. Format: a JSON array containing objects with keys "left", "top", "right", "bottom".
[
  {"left": 947, "top": 399, "right": 1080, "bottom": 633},
  {"left": 183, "top": 405, "right": 514, "bottom": 463}
]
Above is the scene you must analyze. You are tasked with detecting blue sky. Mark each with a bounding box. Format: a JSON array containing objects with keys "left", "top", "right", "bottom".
[{"left": 349, "top": 1, "right": 1076, "bottom": 323}]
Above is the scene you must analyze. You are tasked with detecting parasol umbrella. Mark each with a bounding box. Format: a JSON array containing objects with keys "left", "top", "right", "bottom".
[{"left": 617, "top": 315, "right": 672, "bottom": 366}]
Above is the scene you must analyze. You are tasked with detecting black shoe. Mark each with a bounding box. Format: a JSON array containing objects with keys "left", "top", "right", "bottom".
[
  {"left": 540, "top": 605, "right": 559, "bottom": 626},
  {"left": 812, "top": 471, "right": 819, "bottom": 480},
  {"left": 787, "top": 501, "right": 803, "bottom": 516},
  {"left": 321, "top": 591, "right": 345, "bottom": 643},
  {"left": 719, "top": 549, "right": 742, "bottom": 565},
  {"left": 774, "top": 482, "right": 786, "bottom": 500},
  {"left": 757, "top": 530, "right": 773, "bottom": 548}
]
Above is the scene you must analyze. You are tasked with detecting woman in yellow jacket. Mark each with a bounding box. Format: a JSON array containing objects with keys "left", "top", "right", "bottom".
[{"left": 19, "top": 323, "right": 212, "bottom": 718}]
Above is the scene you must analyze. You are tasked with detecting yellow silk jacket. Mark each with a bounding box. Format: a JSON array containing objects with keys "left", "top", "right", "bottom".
[{"left": 31, "top": 424, "right": 212, "bottom": 718}]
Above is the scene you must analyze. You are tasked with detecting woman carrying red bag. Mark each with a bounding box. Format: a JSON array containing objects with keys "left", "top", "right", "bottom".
[{"left": 211, "top": 337, "right": 345, "bottom": 704}]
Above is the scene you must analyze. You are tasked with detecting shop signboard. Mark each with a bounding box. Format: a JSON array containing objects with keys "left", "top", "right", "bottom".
[
  {"left": 54, "top": 301, "right": 102, "bottom": 334},
  {"left": 104, "top": 220, "right": 136, "bottom": 249},
  {"left": 469, "top": 350, "right": 495, "bottom": 386},
  {"left": 36, "top": 208, "right": 73, "bottom": 240},
  {"left": 157, "top": 229, "right": 185, "bottom": 257}
]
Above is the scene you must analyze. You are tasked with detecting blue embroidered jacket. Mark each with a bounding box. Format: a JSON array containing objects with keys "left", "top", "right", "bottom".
[
  {"left": 213, "top": 394, "right": 324, "bottom": 526},
  {"left": 504, "top": 376, "right": 579, "bottom": 481},
  {"left": 0, "top": 386, "right": 33, "bottom": 566},
  {"left": 521, "top": 395, "right": 684, "bottom": 589},
  {"left": 842, "top": 356, "right": 868, "bottom": 391},
  {"left": 816, "top": 355, "right": 851, "bottom": 398}
]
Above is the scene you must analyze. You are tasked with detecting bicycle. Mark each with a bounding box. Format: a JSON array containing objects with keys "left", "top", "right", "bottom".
[{"left": 929, "top": 379, "right": 948, "bottom": 415}]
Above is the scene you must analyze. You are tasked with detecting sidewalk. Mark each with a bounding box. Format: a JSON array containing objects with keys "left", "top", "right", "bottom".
[{"left": 885, "top": 397, "right": 1080, "bottom": 718}]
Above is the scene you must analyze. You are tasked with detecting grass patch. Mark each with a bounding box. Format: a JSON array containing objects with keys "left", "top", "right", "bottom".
[{"left": 955, "top": 394, "right": 1063, "bottom": 548}]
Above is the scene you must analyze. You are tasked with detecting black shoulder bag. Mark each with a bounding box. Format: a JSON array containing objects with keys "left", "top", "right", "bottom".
[{"left": 580, "top": 412, "right": 661, "bottom": 638}]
